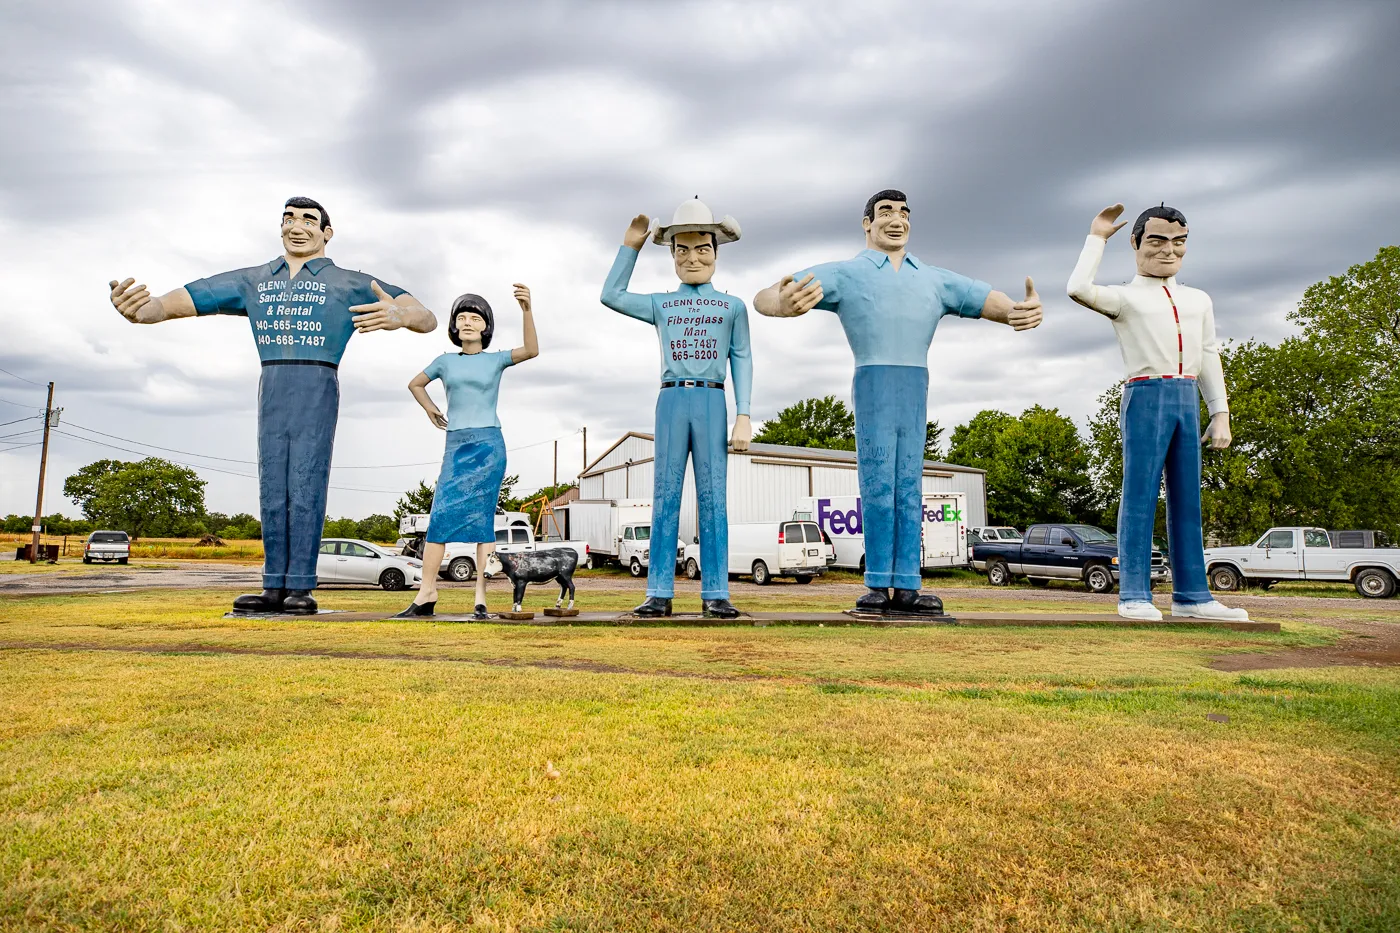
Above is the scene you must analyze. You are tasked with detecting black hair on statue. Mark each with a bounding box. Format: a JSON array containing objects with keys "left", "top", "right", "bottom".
[
  {"left": 864, "top": 189, "right": 909, "bottom": 221},
  {"left": 284, "top": 196, "right": 331, "bottom": 230},
  {"left": 448, "top": 293, "right": 495, "bottom": 349},
  {"left": 669, "top": 231, "right": 718, "bottom": 253},
  {"left": 1130, "top": 203, "right": 1188, "bottom": 248}
]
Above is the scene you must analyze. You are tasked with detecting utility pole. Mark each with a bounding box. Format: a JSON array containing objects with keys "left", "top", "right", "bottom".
[
  {"left": 553, "top": 440, "right": 558, "bottom": 487},
  {"left": 581, "top": 426, "right": 587, "bottom": 479},
  {"left": 30, "top": 381, "right": 55, "bottom": 563}
]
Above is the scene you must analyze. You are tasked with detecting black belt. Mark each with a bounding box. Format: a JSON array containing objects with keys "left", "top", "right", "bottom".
[
  {"left": 262, "top": 359, "right": 338, "bottom": 370},
  {"left": 661, "top": 380, "right": 724, "bottom": 390}
]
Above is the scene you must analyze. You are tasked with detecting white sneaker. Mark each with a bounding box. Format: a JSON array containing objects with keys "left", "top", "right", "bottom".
[
  {"left": 1118, "top": 601, "right": 1163, "bottom": 621},
  {"left": 1172, "top": 600, "right": 1250, "bottom": 622}
]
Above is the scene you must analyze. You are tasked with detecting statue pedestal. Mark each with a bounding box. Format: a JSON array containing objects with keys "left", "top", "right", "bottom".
[
  {"left": 543, "top": 608, "right": 579, "bottom": 618},
  {"left": 497, "top": 610, "right": 535, "bottom": 621}
]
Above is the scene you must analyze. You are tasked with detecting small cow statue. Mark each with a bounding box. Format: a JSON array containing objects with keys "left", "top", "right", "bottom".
[{"left": 495, "top": 548, "right": 579, "bottom": 613}]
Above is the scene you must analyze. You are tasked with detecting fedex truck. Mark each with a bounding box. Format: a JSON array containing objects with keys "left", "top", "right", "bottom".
[{"left": 794, "top": 492, "right": 968, "bottom": 572}]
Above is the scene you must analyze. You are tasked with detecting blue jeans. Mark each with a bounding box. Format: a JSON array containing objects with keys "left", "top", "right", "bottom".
[
  {"left": 258, "top": 362, "right": 338, "bottom": 590},
  {"left": 1118, "top": 378, "right": 1211, "bottom": 604},
  {"left": 650, "top": 385, "right": 729, "bottom": 600},
  {"left": 853, "top": 365, "right": 928, "bottom": 591}
]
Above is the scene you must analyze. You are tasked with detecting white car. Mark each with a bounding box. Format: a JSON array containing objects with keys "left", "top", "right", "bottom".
[
  {"left": 317, "top": 538, "right": 423, "bottom": 591},
  {"left": 973, "top": 526, "right": 1023, "bottom": 543},
  {"left": 1205, "top": 526, "right": 1400, "bottom": 598},
  {"left": 684, "top": 520, "right": 834, "bottom": 585},
  {"left": 83, "top": 530, "right": 131, "bottom": 564}
]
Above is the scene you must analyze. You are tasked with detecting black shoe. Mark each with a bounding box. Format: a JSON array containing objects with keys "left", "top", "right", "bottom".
[
  {"left": 633, "top": 596, "right": 672, "bottom": 617},
  {"left": 281, "top": 590, "right": 318, "bottom": 615},
  {"left": 855, "top": 587, "right": 890, "bottom": 612},
  {"left": 891, "top": 588, "right": 944, "bottom": 615},
  {"left": 702, "top": 598, "right": 740, "bottom": 619},
  {"left": 472, "top": 603, "right": 490, "bottom": 621},
  {"left": 393, "top": 600, "right": 436, "bottom": 618},
  {"left": 232, "top": 588, "right": 285, "bottom": 613}
]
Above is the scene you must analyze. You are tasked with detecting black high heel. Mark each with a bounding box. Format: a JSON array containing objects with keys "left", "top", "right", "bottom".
[
  {"left": 393, "top": 600, "right": 436, "bottom": 618},
  {"left": 472, "top": 603, "right": 490, "bottom": 621}
]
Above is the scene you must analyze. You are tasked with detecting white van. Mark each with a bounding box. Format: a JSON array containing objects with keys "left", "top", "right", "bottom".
[
  {"left": 682, "top": 519, "right": 833, "bottom": 585},
  {"left": 795, "top": 493, "right": 969, "bottom": 572}
]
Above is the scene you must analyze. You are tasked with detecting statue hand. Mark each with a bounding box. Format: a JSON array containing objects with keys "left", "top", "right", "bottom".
[
  {"left": 350, "top": 280, "right": 405, "bottom": 332},
  {"left": 1090, "top": 203, "right": 1127, "bottom": 240},
  {"left": 513, "top": 283, "right": 531, "bottom": 314},
  {"left": 623, "top": 214, "right": 650, "bottom": 251},
  {"left": 1202, "top": 412, "right": 1232, "bottom": 449},
  {"left": 1008, "top": 277, "right": 1043, "bottom": 331},
  {"left": 427, "top": 407, "right": 448, "bottom": 430},
  {"left": 110, "top": 277, "right": 152, "bottom": 323},
  {"left": 778, "top": 273, "right": 824, "bottom": 317},
  {"left": 730, "top": 414, "right": 751, "bottom": 452}
]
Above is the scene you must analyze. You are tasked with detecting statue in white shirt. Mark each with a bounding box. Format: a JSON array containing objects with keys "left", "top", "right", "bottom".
[{"left": 1067, "top": 203, "right": 1249, "bottom": 623}]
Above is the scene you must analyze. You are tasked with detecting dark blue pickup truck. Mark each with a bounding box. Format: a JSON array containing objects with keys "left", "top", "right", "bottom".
[{"left": 970, "top": 523, "right": 1170, "bottom": 593}]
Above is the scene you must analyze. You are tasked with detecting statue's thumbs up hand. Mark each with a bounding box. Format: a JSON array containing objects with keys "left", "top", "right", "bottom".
[{"left": 1009, "top": 276, "right": 1042, "bottom": 331}]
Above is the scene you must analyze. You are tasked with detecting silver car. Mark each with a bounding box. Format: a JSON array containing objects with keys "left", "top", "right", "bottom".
[{"left": 316, "top": 538, "right": 423, "bottom": 591}]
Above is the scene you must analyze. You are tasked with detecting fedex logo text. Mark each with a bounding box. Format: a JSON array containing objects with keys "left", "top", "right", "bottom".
[
  {"left": 923, "top": 503, "right": 963, "bottom": 523},
  {"left": 816, "top": 498, "right": 862, "bottom": 536}
]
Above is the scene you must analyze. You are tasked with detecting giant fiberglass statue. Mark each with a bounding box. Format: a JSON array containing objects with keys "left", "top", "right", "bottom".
[
  {"left": 395, "top": 285, "right": 540, "bottom": 620},
  {"left": 109, "top": 197, "right": 437, "bottom": 615},
  {"left": 754, "top": 189, "right": 1042, "bottom": 616},
  {"left": 1067, "top": 203, "right": 1248, "bottom": 622},
  {"left": 600, "top": 198, "right": 753, "bottom": 619}
]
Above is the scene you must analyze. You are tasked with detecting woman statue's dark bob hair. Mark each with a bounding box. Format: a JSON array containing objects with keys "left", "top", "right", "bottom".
[{"left": 447, "top": 293, "right": 495, "bottom": 349}]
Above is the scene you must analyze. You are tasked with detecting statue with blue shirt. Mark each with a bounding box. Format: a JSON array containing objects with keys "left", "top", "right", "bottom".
[
  {"left": 600, "top": 198, "right": 752, "bottom": 619},
  {"left": 754, "top": 189, "right": 1043, "bottom": 616},
  {"left": 109, "top": 196, "right": 437, "bottom": 615}
]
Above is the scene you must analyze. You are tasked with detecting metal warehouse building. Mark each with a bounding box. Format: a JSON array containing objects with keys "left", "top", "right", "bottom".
[{"left": 570, "top": 432, "right": 987, "bottom": 544}]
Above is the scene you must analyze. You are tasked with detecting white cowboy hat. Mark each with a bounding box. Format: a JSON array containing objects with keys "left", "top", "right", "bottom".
[{"left": 651, "top": 197, "right": 742, "bottom": 246}]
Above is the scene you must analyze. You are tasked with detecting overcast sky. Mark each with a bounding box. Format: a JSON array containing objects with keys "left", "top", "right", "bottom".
[{"left": 2, "top": 0, "right": 1397, "bottom": 521}]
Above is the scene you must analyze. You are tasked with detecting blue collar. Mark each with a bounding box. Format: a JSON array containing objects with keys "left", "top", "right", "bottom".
[
  {"left": 268, "top": 256, "right": 334, "bottom": 276},
  {"left": 858, "top": 248, "right": 921, "bottom": 270},
  {"left": 675, "top": 281, "right": 717, "bottom": 295}
]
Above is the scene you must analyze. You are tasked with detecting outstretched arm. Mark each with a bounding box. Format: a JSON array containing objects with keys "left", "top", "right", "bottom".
[
  {"left": 600, "top": 215, "right": 655, "bottom": 322},
  {"left": 510, "top": 283, "right": 539, "bottom": 365},
  {"left": 1198, "top": 296, "right": 1232, "bottom": 449},
  {"left": 980, "top": 278, "right": 1042, "bottom": 330},
  {"left": 109, "top": 279, "right": 197, "bottom": 324},
  {"left": 1066, "top": 204, "right": 1128, "bottom": 318},
  {"left": 350, "top": 282, "right": 437, "bottom": 334}
]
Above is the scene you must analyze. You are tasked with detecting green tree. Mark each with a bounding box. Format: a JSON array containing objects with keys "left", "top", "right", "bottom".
[
  {"left": 356, "top": 514, "right": 399, "bottom": 543},
  {"left": 924, "top": 420, "right": 944, "bottom": 460},
  {"left": 394, "top": 480, "right": 435, "bottom": 519},
  {"left": 323, "top": 517, "right": 359, "bottom": 539},
  {"left": 224, "top": 514, "right": 261, "bottom": 540},
  {"left": 753, "top": 396, "right": 856, "bottom": 451},
  {"left": 61, "top": 458, "right": 206, "bottom": 540},
  {"left": 498, "top": 474, "right": 522, "bottom": 511},
  {"left": 946, "top": 406, "right": 1096, "bottom": 529}
]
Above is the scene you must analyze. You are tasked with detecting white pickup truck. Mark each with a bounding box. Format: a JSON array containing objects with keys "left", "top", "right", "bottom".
[
  {"left": 1204, "top": 526, "right": 1400, "bottom": 598},
  {"left": 398, "top": 512, "right": 589, "bottom": 582}
]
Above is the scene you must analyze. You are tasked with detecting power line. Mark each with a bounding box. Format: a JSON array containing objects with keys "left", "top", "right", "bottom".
[
  {"left": 0, "top": 428, "right": 43, "bottom": 441},
  {"left": 0, "top": 366, "right": 48, "bottom": 388},
  {"left": 0, "top": 395, "right": 45, "bottom": 411},
  {"left": 0, "top": 442, "right": 43, "bottom": 453},
  {"left": 0, "top": 415, "right": 41, "bottom": 429},
  {"left": 63, "top": 420, "right": 258, "bottom": 465}
]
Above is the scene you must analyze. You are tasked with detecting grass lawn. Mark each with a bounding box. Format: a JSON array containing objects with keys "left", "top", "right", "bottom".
[{"left": 3, "top": 589, "right": 1399, "bottom": 931}]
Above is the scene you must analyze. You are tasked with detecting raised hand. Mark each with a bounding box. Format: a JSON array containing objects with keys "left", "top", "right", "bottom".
[
  {"left": 777, "top": 273, "right": 824, "bottom": 317},
  {"left": 1090, "top": 203, "right": 1128, "bottom": 240},
  {"left": 513, "top": 283, "right": 532, "bottom": 314},
  {"left": 622, "top": 214, "right": 651, "bottom": 251},
  {"left": 1008, "top": 277, "right": 1042, "bottom": 331},
  {"left": 110, "top": 277, "right": 152, "bottom": 322},
  {"left": 350, "top": 280, "right": 404, "bottom": 332},
  {"left": 1202, "top": 411, "right": 1232, "bottom": 449}
]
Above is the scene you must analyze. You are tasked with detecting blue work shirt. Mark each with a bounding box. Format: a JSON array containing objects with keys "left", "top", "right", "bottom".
[
  {"left": 186, "top": 256, "right": 407, "bottom": 365},
  {"left": 423, "top": 350, "right": 516, "bottom": 430},
  {"left": 794, "top": 250, "right": 991, "bottom": 368},
  {"left": 600, "top": 246, "right": 753, "bottom": 416}
]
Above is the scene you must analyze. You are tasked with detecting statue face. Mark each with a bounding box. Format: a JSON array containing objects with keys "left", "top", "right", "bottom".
[
  {"left": 1133, "top": 217, "right": 1188, "bottom": 277},
  {"left": 671, "top": 231, "right": 717, "bottom": 285},
  {"left": 455, "top": 310, "right": 488, "bottom": 345},
  {"left": 862, "top": 198, "right": 910, "bottom": 253},
  {"left": 281, "top": 205, "right": 332, "bottom": 257}
]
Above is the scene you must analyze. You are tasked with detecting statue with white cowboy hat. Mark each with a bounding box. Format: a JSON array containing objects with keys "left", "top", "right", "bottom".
[{"left": 600, "top": 197, "right": 752, "bottom": 619}]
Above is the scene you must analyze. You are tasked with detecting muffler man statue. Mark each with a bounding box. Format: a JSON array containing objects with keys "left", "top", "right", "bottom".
[{"left": 600, "top": 198, "right": 752, "bottom": 619}]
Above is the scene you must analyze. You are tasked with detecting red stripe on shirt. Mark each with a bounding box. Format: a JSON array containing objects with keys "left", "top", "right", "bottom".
[{"left": 1163, "top": 286, "right": 1183, "bottom": 375}]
